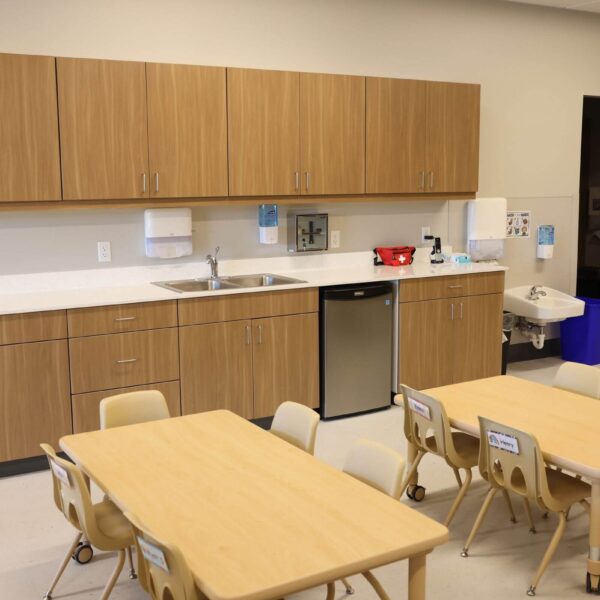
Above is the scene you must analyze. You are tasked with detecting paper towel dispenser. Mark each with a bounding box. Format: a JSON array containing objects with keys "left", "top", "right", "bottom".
[
  {"left": 144, "top": 208, "right": 193, "bottom": 259},
  {"left": 467, "top": 197, "right": 507, "bottom": 261}
]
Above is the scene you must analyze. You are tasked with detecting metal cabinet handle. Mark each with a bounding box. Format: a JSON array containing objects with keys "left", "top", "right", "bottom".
[
  {"left": 115, "top": 358, "right": 137, "bottom": 365},
  {"left": 155, "top": 172, "right": 159, "bottom": 193},
  {"left": 245, "top": 325, "right": 251, "bottom": 345},
  {"left": 448, "top": 285, "right": 463, "bottom": 289},
  {"left": 419, "top": 171, "right": 425, "bottom": 190},
  {"left": 257, "top": 324, "right": 263, "bottom": 344},
  {"left": 429, "top": 171, "right": 434, "bottom": 190},
  {"left": 305, "top": 172, "right": 310, "bottom": 192},
  {"left": 460, "top": 302, "right": 464, "bottom": 320},
  {"left": 142, "top": 173, "right": 146, "bottom": 193},
  {"left": 295, "top": 172, "right": 300, "bottom": 191},
  {"left": 451, "top": 304, "right": 454, "bottom": 321},
  {"left": 114, "top": 316, "right": 137, "bottom": 322}
]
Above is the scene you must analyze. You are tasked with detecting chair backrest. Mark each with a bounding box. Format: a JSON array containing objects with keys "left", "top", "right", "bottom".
[
  {"left": 40, "top": 443, "right": 107, "bottom": 548},
  {"left": 478, "top": 416, "right": 551, "bottom": 505},
  {"left": 399, "top": 385, "right": 453, "bottom": 459},
  {"left": 270, "top": 401, "right": 320, "bottom": 455},
  {"left": 553, "top": 362, "right": 600, "bottom": 399},
  {"left": 343, "top": 439, "right": 406, "bottom": 499},
  {"left": 126, "top": 512, "right": 199, "bottom": 600},
  {"left": 100, "top": 390, "right": 170, "bottom": 429}
]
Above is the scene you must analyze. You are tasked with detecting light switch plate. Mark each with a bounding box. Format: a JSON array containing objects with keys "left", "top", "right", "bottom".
[
  {"left": 330, "top": 230, "right": 341, "bottom": 249},
  {"left": 97, "top": 241, "right": 111, "bottom": 262}
]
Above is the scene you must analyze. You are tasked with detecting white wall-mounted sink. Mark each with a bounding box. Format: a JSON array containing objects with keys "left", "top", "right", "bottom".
[{"left": 504, "top": 286, "right": 585, "bottom": 325}]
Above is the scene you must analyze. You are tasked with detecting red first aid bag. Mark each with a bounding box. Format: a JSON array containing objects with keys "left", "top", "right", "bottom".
[{"left": 373, "top": 246, "right": 416, "bottom": 266}]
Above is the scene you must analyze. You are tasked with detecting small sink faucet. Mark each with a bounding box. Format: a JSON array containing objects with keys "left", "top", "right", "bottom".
[
  {"left": 529, "top": 285, "right": 547, "bottom": 301},
  {"left": 206, "top": 246, "right": 220, "bottom": 279}
]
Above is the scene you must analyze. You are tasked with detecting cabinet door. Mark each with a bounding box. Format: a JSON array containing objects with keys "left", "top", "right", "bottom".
[
  {"left": 147, "top": 63, "right": 228, "bottom": 198},
  {"left": 366, "top": 78, "right": 426, "bottom": 193},
  {"left": 0, "top": 53, "right": 61, "bottom": 202},
  {"left": 179, "top": 321, "right": 254, "bottom": 419},
  {"left": 425, "top": 81, "right": 480, "bottom": 193},
  {"left": 0, "top": 340, "right": 71, "bottom": 461},
  {"left": 300, "top": 73, "right": 365, "bottom": 195},
  {"left": 399, "top": 299, "right": 454, "bottom": 391},
  {"left": 227, "top": 68, "right": 299, "bottom": 196},
  {"left": 252, "top": 313, "right": 319, "bottom": 419},
  {"left": 452, "top": 294, "right": 503, "bottom": 384},
  {"left": 57, "top": 58, "right": 149, "bottom": 200}
]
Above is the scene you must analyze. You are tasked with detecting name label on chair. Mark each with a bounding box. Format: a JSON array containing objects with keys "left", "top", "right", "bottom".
[
  {"left": 408, "top": 397, "right": 431, "bottom": 421},
  {"left": 487, "top": 431, "right": 520, "bottom": 455},
  {"left": 137, "top": 537, "right": 169, "bottom": 572},
  {"left": 50, "top": 461, "right": 71, "bottom": 487}
]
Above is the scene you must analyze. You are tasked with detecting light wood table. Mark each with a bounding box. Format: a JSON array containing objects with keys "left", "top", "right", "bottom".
[
  {"left": 60, "top": 410, "right": 448, "bottom": 600},
  {"left": 411, "top": 375, "right": 600, "bottom": 594}
]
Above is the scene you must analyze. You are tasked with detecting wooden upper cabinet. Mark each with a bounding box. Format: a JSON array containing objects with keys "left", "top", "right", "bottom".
[
  {"left": 147, "top": 63, "right": 228, "bottom": 198},
  {"left": 425, "top": 81, "right": 480, "bottom": 193},
  {"left": 0, "top": 54, "right": 61, "bottom": 202},
  {"left": 366, "top": 78, "right": 426, "bottom": 194},
  {"left": 57, "top": 58, "right": 150, "bottom": 201},
  {"left": 227, "top": 68, "right": 300, "bottom": 196},
  {"left": 300, "top": 73, "right": 365, "bottom": 195}
]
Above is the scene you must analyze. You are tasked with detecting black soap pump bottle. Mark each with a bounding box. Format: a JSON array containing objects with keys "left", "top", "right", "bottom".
[{"left": 425, "top": 235, "right": 444, "bottom": 264}]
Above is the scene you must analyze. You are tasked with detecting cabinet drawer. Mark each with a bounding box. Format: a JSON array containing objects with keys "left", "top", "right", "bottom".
[
  {"left": 67, "top": 301, "right": 177, "bottom": 337},
  {"left": 72, "top": 380, "right": 181, "bottom": 433},
  {"left": 69, "top": 328, "right": 179, "bottom": 394},
  {"left": 0, "top": 310, "right": 67, "bottom": 345},
  {"left": 178, "top": 288, "right": 318, "bottom": 325},
  {"left": 399, "top": 272, "right": 504, "bottom": 302}
]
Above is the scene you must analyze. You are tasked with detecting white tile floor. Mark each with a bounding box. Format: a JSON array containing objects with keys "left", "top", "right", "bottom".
[{"left": 0, "top": 357, "right": 591, "bottom": 599}]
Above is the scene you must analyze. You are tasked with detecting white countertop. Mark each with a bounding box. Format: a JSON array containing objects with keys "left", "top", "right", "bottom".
[{"left": 0, "top": 251, "right": 508, "bottom": 316}]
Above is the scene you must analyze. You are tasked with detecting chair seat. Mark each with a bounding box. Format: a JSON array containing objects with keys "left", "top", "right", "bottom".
[
  {"left": 94, "top": 499, "right": 134, "bottom": 549},
  {"left": 426, "top": 432, "right": 479, "bottom": 467},
  {"left": 544, "top": 468, "right": 591, "bottom": 510}
]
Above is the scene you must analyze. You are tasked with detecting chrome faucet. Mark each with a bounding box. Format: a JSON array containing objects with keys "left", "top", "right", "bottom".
[
  {"left": 206, "top": 246, "right": 220, "bottom": 279},
  {"left": 529, "top": 285, "right": 547, "bottom": 301}
]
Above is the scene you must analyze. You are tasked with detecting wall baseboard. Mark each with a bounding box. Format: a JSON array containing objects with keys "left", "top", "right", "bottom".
[{"left": 508, "top": 338, "right": 561, "bottom": 363}]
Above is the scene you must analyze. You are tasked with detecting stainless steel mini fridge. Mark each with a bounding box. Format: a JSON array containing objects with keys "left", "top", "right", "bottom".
[{"left": 320, "top": 282, "right": 393, "bottom": 419}]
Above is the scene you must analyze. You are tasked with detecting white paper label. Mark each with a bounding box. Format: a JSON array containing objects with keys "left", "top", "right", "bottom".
[
  {"left": 487, "top": 431, "right": 520, "bottom": 455},
  {"left": 408, "top": 397, "right": 431, "bottom": 421},
  {"left": 137, "top": 537, "right": 169, "bottom": 572},
  {"left": 51, "top": 461, "right": 71, "bottom": 487}
]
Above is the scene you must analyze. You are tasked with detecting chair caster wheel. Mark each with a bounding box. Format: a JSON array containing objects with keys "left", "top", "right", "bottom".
[
  {"left": 460, "top": 549, "right": 469, "bottom": 558},
  {"left": 43, "top": 594, "right": 52, "bottom": 600},
  {"left": 406, "top": 484, "right": 426, "bottom": 502},
  {"left": 527, "top": 586, "right": 536, "bottom": 596},
  {"left": 529, "top": 527, "right": 537, "bottom": 534},
  {"left": 586, "top": 572, "right": 600, "bottom": 594},
  {"left": 129, "top": 570, "right": 138, "bottom": 580},
  {"left": 72, "top": 542, "right": 93, "bottom": 564},
  {"left": 345, "top": 586, "right": 355, "bottom": 595},
  {"left": 510, "top": 517, "right": 517, "bottom": 524}
]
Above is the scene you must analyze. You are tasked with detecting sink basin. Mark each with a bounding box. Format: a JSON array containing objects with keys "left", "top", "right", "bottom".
[
  {"left": 152, "top": 278, "right": 240, "bottom": 293},
  {"left": 227, "top": 273, "right": 306, "bottom": 287},
  {"left": 152, "top": 273, "right": 306, "bottom": 293},
  {"left": 504, "top": 286, "right": 585, "bottom": 324}
]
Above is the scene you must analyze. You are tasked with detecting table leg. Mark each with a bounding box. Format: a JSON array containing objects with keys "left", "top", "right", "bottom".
[
  {"left": 587, "top": 480, "right": 600, "bottom": 593},
  {"left": 408, "top": 554, "right": 426, "bottom": 600}
]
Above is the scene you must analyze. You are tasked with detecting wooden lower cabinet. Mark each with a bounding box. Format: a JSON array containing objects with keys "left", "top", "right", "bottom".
[
  {"left": 252, "top": 313, "right": 319, "bottom": 419},
  {"left": 180, "top": 321, "right": 254, "bottom": 419},
  {"left": 399, "top": 293, "right": 503, "bottom": 390},
  {"left": 0, "top": 340, "right": 71, "bottom": 461},
  {"left": 72, "top": 380, "right": 181, "bottom": 433}
]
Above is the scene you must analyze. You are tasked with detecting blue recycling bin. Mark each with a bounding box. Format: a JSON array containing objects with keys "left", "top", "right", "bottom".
[{"left": 560, "top": 297, "right": 600, "bottom": 365}]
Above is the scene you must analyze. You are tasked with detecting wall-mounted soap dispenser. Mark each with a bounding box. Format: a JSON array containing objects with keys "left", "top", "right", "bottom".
[
  {"left": 537, "top": 225, "right": 555, "bottom": 259},
  {"left": 287, "top": 213, "right": 328, "bottom": 252},
  {"left": 258, "top": 204, "right": 278, "bottom": 244}
]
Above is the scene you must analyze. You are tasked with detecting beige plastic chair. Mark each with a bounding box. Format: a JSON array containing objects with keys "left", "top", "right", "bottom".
[
  {"left": 397, "top": 385, "right": 481, "bottom": 526},
  {"left": 125, "top": 512, "right": 201, "bottom": 600},
  {"left": 270, "top": 401, "right": 320, "bottom": 455},
  {"left": 461, "top": 417, "right": 591, "bottom": 596},
  {"left": 100, "top": 389, "right": 171, "bottom": 429},
  {"left": 553, "top": 361, "right": 600, "bottom": 399},
  {"left": 333, "top": 439, "right": 406, "bottom": 600},
  {"left": 40, "top": 444, "right": 134, "bottom": 600}
]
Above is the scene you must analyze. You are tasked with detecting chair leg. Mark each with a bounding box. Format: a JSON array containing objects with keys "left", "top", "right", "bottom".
[
  {"left": 527, "top": 511, "right": 567, "bottom": 596},
  {"left": 126, "top": 546, "right": 137, "bottom": 579},
  {"left": 444, "top": 468, "right": 472, "bottom": 526},
  {"left": 453, "top": 468, "right": 463, "bottom": 489},
  {"left": 501, "top": 489, "right": 517, "bottom": 523},
  {"left": 326, "top": 582, "right": 336, "bottom": 600},
  {"left": 461, "top": 486, "right": 498, "bottom": 557},
  {"left": 523, "top": 497, "right": 536, "bottom": 534},
  {"left": 99, "top": 549, "right": 125, "bottom": 600},
  {"left": 43, "top": 531, "right": 83, "bottom": 600},
  {"left": 362, "top": 570, "right": 391, "bottom": 600},
  {"left": 399, "top": 451, "right": 425, "bottom": 498},
  {"left": 339, "top": 577, "right": 354, "bottom": 594}
]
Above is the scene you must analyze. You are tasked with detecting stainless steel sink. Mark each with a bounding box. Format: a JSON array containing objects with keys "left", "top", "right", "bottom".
[
  {"left": 152, "top": 273, "right": 306, "bottom": 293},
  {"left": 227, "top": 273, "right": 306, "bottom": 287}
]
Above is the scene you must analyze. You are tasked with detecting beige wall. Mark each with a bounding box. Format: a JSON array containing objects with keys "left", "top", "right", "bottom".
[{"left": 0, "top": 0, "right": 598, "bottom": 297}]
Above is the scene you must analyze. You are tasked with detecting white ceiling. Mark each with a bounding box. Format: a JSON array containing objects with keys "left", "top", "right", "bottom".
[{"left": 502, "top": 0, "right": 600, "bottom": 13}]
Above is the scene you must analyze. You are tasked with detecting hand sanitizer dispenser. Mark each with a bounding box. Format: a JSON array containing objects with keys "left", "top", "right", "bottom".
[
  {"left": 258, "top": 204, "right": 278, "bottom": 244},
  {"left": 537, "top": 225, "right": 555, "bottom": 259},
  {"left": 144, "top": 208, "right": 193, "bottom": 259}
]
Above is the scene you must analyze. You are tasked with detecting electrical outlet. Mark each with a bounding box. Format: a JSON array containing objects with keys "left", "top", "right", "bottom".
[
  {"left": 97, "top": 241, "right": 111, "bottom": 263},
  {"left": 330, "top": 230, "right": 341, "bottom": 249},
  {"left": 421, "top": 226, "right": 431, "bottom": 246}
]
